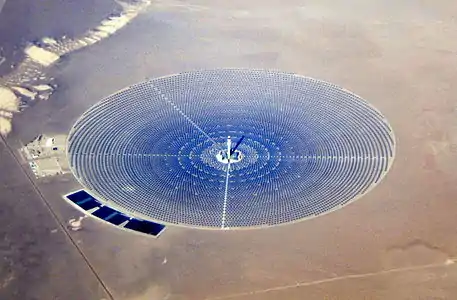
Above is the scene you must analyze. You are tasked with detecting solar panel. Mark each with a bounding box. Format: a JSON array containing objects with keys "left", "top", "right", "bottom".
[
  {"left": 66, "top": 190, "right": 92, "bottom": 203},
  {"left": 103, "top": 213, "right": 129, "bottom": 226},
  {"left": 92, "top": 206, "right": 117, "bottom": 219},
  {"left": 124, "top": 219, "right": 166, "bottom": 236},
  {"left": 66, "top": 69, "right": 396, "bottom": 229},
  {"left": 78, "top": 199, "right": 100, "bottom": 211},
  {"left": 64, "top": 190, "right": 165, "bottom": 236}
]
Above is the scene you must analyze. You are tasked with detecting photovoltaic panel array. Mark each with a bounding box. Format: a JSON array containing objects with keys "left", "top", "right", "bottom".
[{"left": 65, "top": 190, "right": 165, "bottom": 236}]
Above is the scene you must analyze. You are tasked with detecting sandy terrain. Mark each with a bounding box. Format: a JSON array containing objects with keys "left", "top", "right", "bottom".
[
  {"left": 0, "top": 0, "right": 122, "bottom": 75},
  {"left": 0, "top": 86, "right": 17, "bottom": 135},
  {"left": 0, "top": 140, "right": 110, "bottom": 299},
  {"left": 1, "top": 0, "right": 457, "bottom": 299}
]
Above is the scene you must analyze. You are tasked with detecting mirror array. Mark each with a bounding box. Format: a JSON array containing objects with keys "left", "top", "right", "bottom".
[{"left": 67, "top": 69, "right": 395, "bottom": 229}]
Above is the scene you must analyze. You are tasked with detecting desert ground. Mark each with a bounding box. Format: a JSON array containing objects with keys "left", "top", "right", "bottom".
[{"left": 1, "top": 0, "right": 457, "bottom": 299}]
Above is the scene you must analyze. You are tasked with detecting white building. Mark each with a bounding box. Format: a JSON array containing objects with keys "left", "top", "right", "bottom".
[{"left": 21, "top": 134, "right": 69, "bottom": 178}]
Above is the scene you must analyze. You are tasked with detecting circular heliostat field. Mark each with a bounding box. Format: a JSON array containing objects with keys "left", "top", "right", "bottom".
[{"left": 67, "top": 69, "right": 395, "bottom": 229}]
